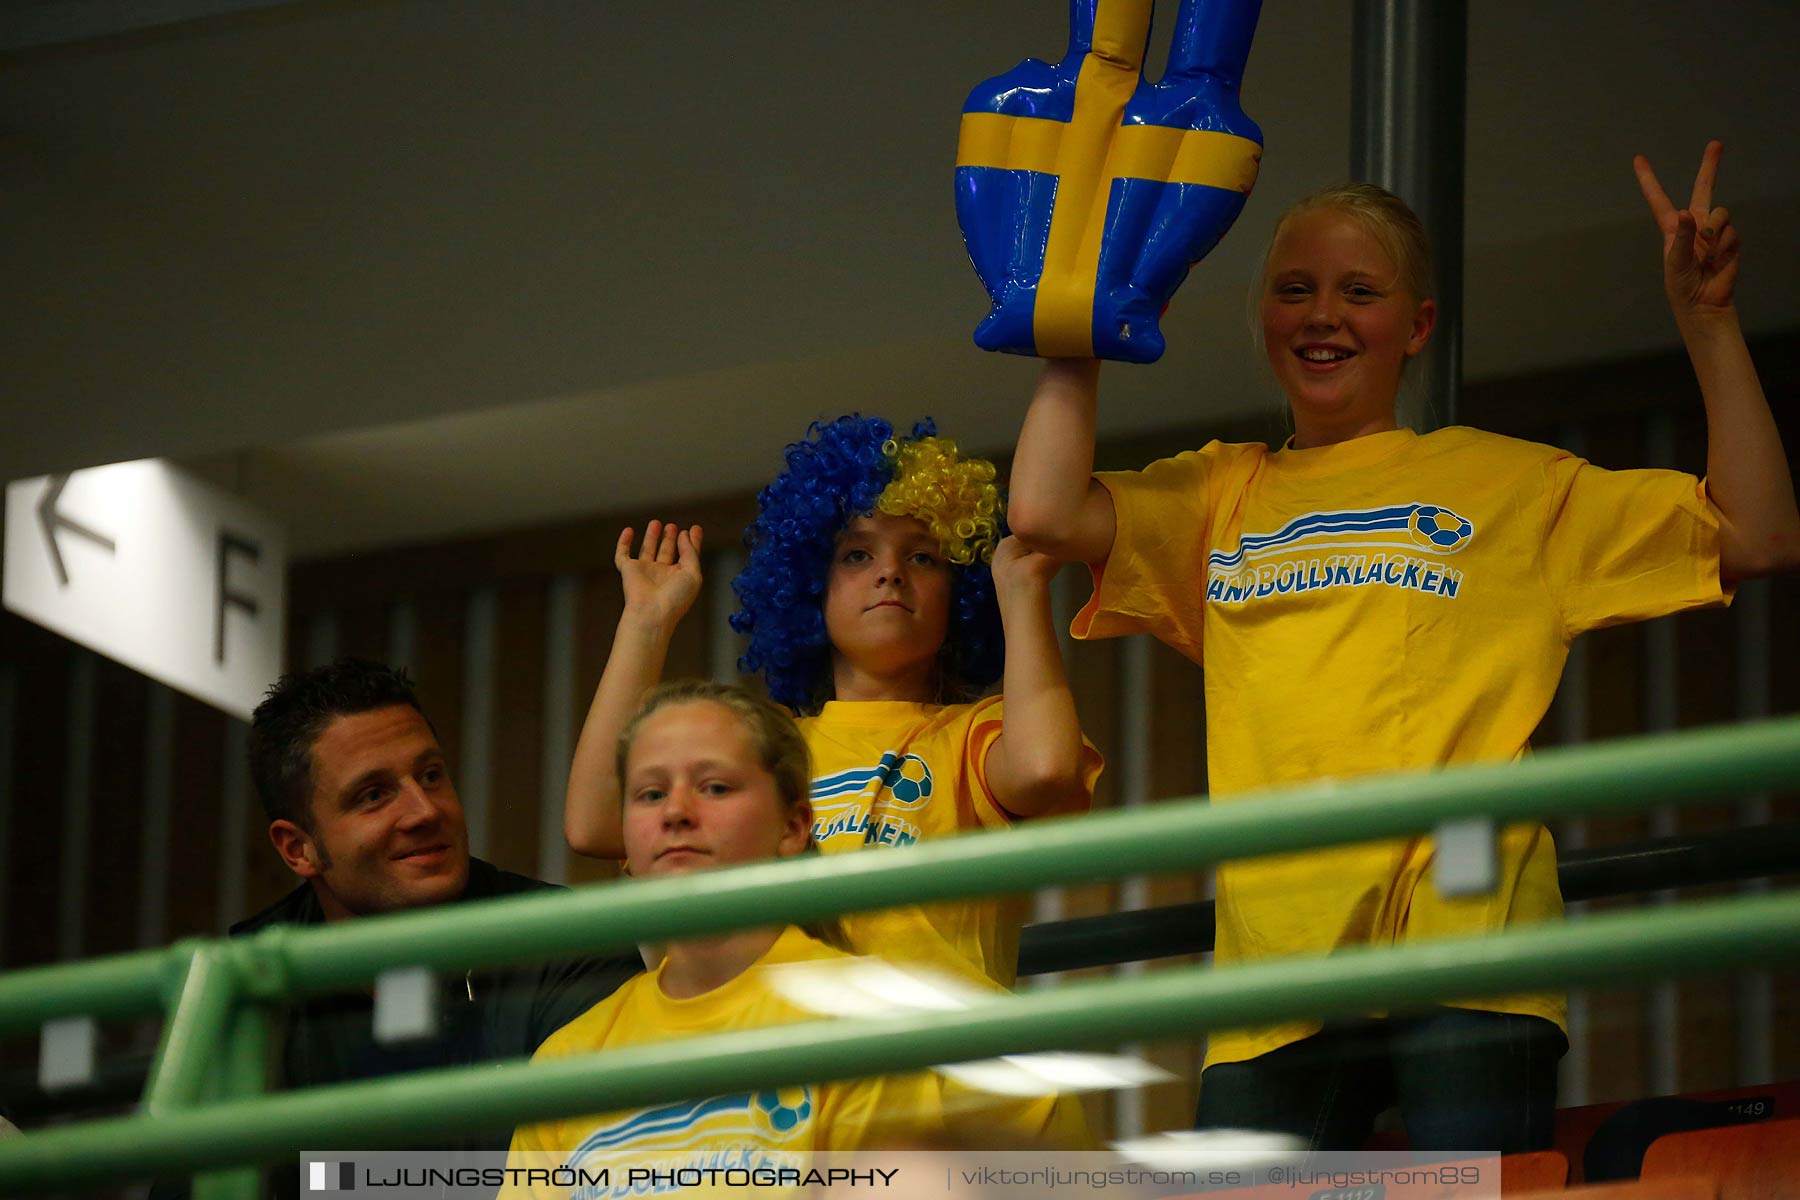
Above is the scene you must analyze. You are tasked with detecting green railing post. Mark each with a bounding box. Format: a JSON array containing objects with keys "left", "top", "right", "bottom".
[
  {"left": 191, "top": 1000, "right": 271, "bottom": 1200},
  {"left": 0, "top": 947, "right": 174, "bottom": 1036},
  {"left": 141, "top": 942, "right": 236, "bottom": 1116},
  {"left": 0, "top": 717, "right": 1794, "bottom": 1192},
  {"left": 227, "top": 716, "right": 1800, "bottom": 1004},
  {"left": 0, "top": 889, "right": 1795, "bottom": 1194},
  {"left": 2, "top": 718, "right": 1793, "bottom": 1039}
]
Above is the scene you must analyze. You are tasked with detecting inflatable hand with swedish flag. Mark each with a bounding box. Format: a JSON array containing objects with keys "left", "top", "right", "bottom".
[{"left": 955, "top": 0, "right": 1263, "bottom": 363}]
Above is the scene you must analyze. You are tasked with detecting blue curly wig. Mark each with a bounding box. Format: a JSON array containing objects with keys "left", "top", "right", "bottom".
[{"left": 730, "top": 415, "right": 1006, "bottom": 713}]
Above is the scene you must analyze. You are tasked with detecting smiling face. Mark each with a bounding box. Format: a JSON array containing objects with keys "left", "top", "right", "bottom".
[
  {"left": 621, "top": 700, "right": 811, "bottom": 880},
  {"left": 822, "top": 512, "right": 953, "bottom": 684},
  {"left": 270, "top": 704, "right": 470, "bottom": 921},
  {"left": 1260, "top": 206, "right": 1436, "bottom": 441}
]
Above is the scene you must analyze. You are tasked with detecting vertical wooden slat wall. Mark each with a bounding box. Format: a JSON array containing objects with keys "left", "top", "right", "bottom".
[
  {"left": 568, "top": 572, "right": 628, "bottom": 890},
  {"left": 487, "top": 584, "right": 550, "bottom": 877},
  {"left": 84, "top": 659, "right": 148, "bottom": 961},
  {"left": 1566, "top": 415, "right": 1660, "bottom": 1106},
  {"left": 1, "top": 335, "right": 1796, "bottom": 1142}
]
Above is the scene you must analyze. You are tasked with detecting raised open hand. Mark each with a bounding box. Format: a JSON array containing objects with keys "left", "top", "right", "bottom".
[
  {"left": 614, "top": 520, "right": 703, "bottom": 627},
  {"left": 955, "top": 0, "right": 1264, "bottom": 363},
  {"left": 1634, "top": 141, "right": 1740, "bottom": 316}
]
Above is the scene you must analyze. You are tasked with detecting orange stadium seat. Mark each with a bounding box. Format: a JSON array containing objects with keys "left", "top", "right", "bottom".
[
  {"left": 1557, "top": 1082, "right": 1799, "bottom": 1184},
  {"left": 1641, "top": 1117, "right": 1800, "bottom": 1199},
  {"left": 1362, "top": 1081, "right": 1798, "bottom": 1184},
  {"left": 1503, "top": 1149, "right": 1571, "bottom": 1190},
  {"left": 1508, "top": 1178, "right": 1717, "bottom": 1199}
]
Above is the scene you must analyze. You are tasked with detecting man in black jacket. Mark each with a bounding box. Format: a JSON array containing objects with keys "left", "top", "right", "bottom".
[{"left": 156, "top": 657, "right": 639, "bottom": 1198}]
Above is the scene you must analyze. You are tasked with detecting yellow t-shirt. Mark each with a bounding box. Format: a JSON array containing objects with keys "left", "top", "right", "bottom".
[
  {"left": 800, "top": 697, "right": 1102, "bottom": 988},
  {"left": 504, "top": 927, "right": 1085, "bottom": 1198},
  {"left": 1077, "top": 426, "right": 1728, "bottom": 1067}
]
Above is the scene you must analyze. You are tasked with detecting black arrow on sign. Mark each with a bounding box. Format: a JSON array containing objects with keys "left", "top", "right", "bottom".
[{"left": 37, "top": 472, "right": 117, "bottom": 586}]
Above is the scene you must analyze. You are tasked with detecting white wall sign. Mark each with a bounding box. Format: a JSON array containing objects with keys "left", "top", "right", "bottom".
[{"left": 4, "top": 460, "right": 285, "bottom": 721}]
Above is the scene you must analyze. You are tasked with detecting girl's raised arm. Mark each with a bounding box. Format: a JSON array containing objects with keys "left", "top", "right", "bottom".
[
  {"left": 1635, "top": 141, "right": 1800, "bottom": 581},
  {"left": 983, "top": 536, "right": 1091, "bottom": 818},
  {"left": 564, "top": 521, "right": 704, "bottom": 858},
  {"left": 1008, "top": 358, "right": 1118, "bottom": 565}
]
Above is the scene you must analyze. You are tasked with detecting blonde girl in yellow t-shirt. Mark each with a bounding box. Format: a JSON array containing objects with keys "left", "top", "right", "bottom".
[
  {"left": 506, "top": 681, "right": 1084, "bottom": 1195},
  {"left": 1006, "top": 144, "right": 1799, "bottom": 1151},
  {"left": 564, "top": 417, "right": 1099, "bottom": 988}
]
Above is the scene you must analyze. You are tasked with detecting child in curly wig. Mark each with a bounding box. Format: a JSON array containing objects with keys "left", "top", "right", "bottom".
[
  {"left": 732, "top": 416, "right": 1006, "bottom": 712},
  {"left": 565, "top": 415, "right": 1101, "bottom": 988}
]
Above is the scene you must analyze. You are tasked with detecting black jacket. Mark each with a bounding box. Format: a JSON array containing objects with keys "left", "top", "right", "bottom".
[{"left": 153, "top": 859, "right": 640, "bottom": 1198}]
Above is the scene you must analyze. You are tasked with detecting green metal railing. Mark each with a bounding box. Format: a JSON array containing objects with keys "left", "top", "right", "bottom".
[{"left": 1, "top": 716, "right": 1796, "bottom": 1194}]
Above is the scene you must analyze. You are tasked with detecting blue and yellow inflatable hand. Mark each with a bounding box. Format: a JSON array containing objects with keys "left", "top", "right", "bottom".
[{"left": 956, "top": 0, "right": 1263, "bottom": 363}]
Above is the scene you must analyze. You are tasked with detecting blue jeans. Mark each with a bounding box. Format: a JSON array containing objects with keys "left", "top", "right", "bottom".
[{"left": 1194, "top": 1008, "right": 1566, "bottom": 1152}]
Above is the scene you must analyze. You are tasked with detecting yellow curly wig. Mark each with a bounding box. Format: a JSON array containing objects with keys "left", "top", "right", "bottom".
[{"left": 874, "top": 434, "right": 1004, "bottom": 566}]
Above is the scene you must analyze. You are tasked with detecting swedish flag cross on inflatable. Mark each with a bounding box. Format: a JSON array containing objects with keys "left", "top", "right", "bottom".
[{"left": 956, "top": 0, "right": 1263, "bottom": 363}]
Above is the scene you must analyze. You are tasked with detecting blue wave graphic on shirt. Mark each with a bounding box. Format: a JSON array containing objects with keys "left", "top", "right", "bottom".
[
  {"left": 810, "top": 752, "right": 934, "bottom": 813},
  {"left": 572, "top": 1094, "right": 753, "bottom": 1153},
  {"left": 1208, "top": 503, "right": 1472, "bottom": 570},
  {"left": 568, "top": 1088, "right": 814, "bottom": 1159},
  {"left": 811, "top": 760, "right": 892, "bottom": 801}
]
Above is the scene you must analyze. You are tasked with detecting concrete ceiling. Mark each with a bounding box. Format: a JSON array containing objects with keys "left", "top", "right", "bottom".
[{"left": 4, "top": 1, "right": 1797, "bottom": 559}]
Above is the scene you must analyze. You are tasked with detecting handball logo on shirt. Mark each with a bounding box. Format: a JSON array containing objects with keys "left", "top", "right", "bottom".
[
  {"left": 1407, "top": 504, "right": 1474, "bottom": 551},
  {"left": 1206, "top": 502, "right": 1475, "bottom": 607},
  {"left": 565, "top": 1089, "right": 814, "bottom": 1197},
  {"left": 810, "top": 752, "right": 933, "bottom": 847}
]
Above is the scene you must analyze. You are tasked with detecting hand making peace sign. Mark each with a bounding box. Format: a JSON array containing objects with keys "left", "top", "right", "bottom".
[
  {"left": 1634, "top": 140, "right": 1740, "bottom": 317},
  {"left": 955, "top": 0, "right": 1264, "bottom": 362}
]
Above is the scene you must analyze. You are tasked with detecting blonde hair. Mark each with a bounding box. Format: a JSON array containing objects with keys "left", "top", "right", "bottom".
[
  {"left": 1251, "top": 183, "right": 1437, "bottom": 426},
  {"left": 1262, "top": 182, "right": 1435, "bottom": 303},
  {"left": 875, "top": 434, "right": 1004, "bottom": 566},
  {"left": 617, "top": 680, "right": 812, "bottom": 825}
]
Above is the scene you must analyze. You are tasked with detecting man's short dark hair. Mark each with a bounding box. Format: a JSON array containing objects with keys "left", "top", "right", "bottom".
[{"left": 248, "top": 658, "right": 427, "bottom": 828}]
